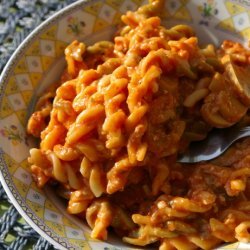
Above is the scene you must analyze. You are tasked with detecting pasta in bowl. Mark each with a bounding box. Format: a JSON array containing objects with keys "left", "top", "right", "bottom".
[{"left": 1, "top": 0, "right": 250, "bottom": 249}]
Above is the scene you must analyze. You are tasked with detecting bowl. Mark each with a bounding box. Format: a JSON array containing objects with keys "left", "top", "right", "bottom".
[{"left": 0, "top": 0, "right": 250, "bottom": 249}]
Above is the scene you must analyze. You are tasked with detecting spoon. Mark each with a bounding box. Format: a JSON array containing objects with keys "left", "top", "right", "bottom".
[{"left": 178, "top": 126, "right": 250, "bottom": 163}]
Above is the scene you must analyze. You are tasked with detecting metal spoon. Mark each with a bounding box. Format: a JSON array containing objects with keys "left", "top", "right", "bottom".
[{"left": 178, "top": 126, "right": 250, "bottom": 163}]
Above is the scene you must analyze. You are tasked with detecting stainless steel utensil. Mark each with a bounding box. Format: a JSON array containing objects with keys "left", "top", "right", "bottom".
[{"left": 178, "top": 126, "right": 250, "bottom": 163}]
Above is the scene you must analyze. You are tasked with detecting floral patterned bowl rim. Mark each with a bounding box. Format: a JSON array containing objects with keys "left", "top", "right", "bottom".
[{"left": 0, "top": 1, "right": 98, "bottom": 249}]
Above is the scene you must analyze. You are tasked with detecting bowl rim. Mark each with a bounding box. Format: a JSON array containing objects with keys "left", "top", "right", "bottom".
[{"left": 0, "top": 0, "right": 95, "bottom": 249}]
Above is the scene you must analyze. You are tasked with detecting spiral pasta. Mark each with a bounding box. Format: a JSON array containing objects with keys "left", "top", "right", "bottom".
[{"left": 27, "top": 0, "right": 250, "bottom": 249}]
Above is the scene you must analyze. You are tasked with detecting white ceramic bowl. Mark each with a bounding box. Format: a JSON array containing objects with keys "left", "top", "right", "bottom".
[{"left": 1, "top": 0, "right": 250, "bottom": 249}]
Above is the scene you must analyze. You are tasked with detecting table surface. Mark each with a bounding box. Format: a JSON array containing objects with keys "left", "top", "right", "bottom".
[{"left": 0, "top": 1, "right": 77, "bottom": 249}]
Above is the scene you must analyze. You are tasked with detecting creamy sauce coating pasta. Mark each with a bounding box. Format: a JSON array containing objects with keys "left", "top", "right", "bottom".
[{"left": 27, "top": 1, "right": 250, "bottom": 249}]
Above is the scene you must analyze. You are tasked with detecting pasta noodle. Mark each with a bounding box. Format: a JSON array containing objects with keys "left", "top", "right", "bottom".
[{"left": 27, "top": 0, "right": 250, "bottom": 249}]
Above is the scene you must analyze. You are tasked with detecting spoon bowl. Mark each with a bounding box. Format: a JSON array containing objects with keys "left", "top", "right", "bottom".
[{"left": 178, "top": 126, "right": 250, "bottom": 163}]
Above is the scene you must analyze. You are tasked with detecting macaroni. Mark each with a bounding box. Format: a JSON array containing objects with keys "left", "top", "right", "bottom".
[{"left": 27, "top": 0, "right": 250, "bottom": 249}]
